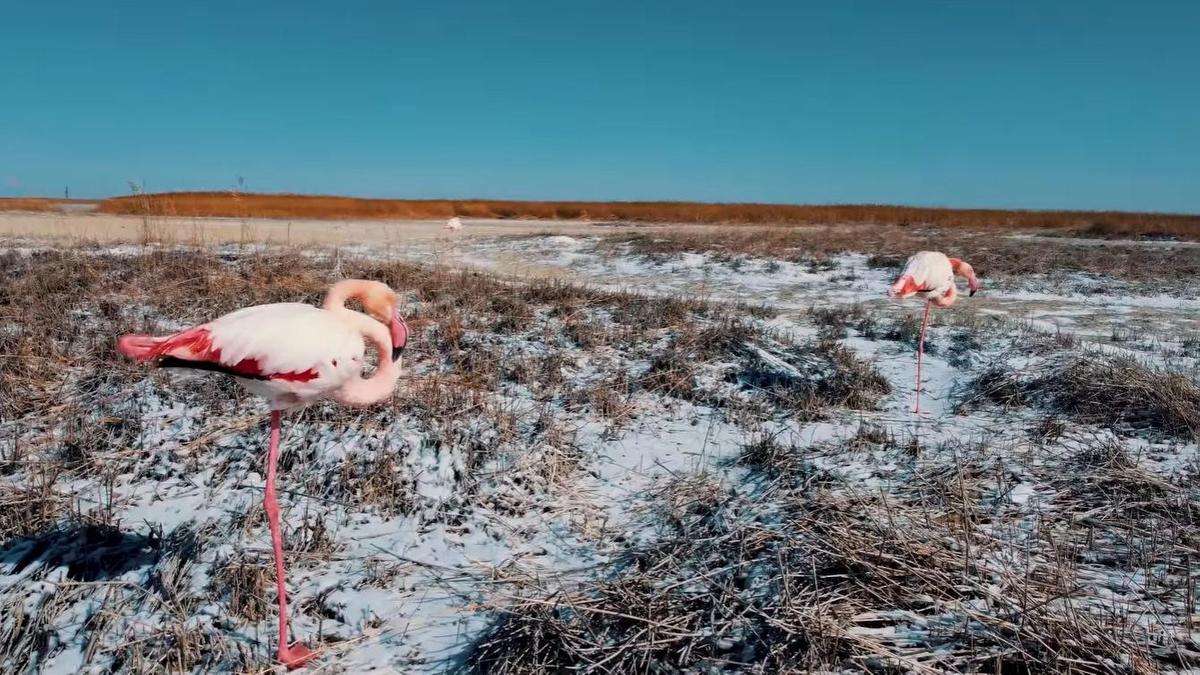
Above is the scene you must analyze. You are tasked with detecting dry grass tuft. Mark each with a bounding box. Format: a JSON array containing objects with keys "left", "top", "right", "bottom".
[
  {"left": 964, "top": 356, "right": 1200, "bottom": 440},
  {"left": 738, "top": 436, "right": 836, "bottom": 484},
  {"left": 637, "top": 320, "right": 890, "bottom": 417},
  {"left": 809, "top": 304, "right": 881, "bottom": 340},
  {"left": 209, "top": 554, "right": 271, "bottom": 622},
  {"left": 0, "top": 479, "right": 66, "bottom": 545}
]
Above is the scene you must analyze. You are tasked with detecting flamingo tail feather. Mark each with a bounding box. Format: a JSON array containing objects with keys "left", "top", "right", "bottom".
[{"left": 116, "top": 334, "right": 168, "bottom": 362}]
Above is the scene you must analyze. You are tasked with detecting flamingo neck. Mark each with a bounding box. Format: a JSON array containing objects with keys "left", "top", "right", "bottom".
[
  {"left": 948, "top": 257, "right": 980, "bottom": 293},
  {"left": 322, "top": 279, "right": 371, "bottom": 311},
  {"left": 330, "top": 307, "right": 401, "bottom": 407},
  {"left": 947, "top": 257, "right": 967, "bottom": 277}
]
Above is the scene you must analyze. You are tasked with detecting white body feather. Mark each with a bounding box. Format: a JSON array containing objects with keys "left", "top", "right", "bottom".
[
  {"left": 895, "top": 251, "right": 954, "bottom": 299},
  {"left": 205, "top": 303, "right": 366, "bottom": 407}
]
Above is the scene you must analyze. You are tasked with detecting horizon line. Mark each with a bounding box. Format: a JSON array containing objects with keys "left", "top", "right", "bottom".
[{"left": 3, "top": 190, "right": 1198, "bottom": 218}]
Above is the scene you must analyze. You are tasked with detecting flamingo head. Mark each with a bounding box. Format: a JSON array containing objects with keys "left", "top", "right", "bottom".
[{"left": 359, "top": 282, "right": 410, "bottom": 359}]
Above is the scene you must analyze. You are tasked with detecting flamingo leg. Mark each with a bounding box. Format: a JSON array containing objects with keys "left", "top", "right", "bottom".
[
  {"left": 265, "top": 410, "right": 316, "bottom": 669},
  {"left": 914, "top": 300, "right": 931, "bottom": 415}
]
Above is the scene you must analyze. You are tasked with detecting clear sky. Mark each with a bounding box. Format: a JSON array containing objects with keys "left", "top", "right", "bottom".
[{"left": 2, "top": 1, "right": 1197, "bottom": 211}]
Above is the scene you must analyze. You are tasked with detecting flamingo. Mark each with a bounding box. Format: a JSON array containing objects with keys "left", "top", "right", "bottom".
[
  {"left": 444, "top": 216, "right": 463, "bottom": 232},
  {"left": 887, "top": 251, "right": 981, "bottom": 415},
  {"left": 116, "top": 279, "right": 409, "bottom": 669}
]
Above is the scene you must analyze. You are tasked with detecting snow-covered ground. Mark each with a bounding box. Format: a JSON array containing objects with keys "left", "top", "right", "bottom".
[
  {"left": 1, "top": 231, "right": 1197, "bottom": 672},
  {"left": 451, "top": 234, "right": 1200, "bottom": 359}
]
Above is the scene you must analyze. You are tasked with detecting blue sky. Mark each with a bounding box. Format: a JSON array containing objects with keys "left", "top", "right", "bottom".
[{"left": 2, "top": 1, "right": 1197, "bottom": 211}]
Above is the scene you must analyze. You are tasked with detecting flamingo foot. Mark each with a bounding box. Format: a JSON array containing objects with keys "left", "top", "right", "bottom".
[{"left": 279, "top": 642, "right": 317, "bottom": 669}]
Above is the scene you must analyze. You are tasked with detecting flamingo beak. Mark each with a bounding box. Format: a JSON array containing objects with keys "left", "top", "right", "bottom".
[{"left": 389, "top": 311, "right": 409, "bottom": 361}]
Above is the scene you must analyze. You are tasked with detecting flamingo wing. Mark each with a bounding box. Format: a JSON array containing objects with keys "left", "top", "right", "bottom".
[{"left": 119, "top": 303, "right": 364, "bottom": 383}]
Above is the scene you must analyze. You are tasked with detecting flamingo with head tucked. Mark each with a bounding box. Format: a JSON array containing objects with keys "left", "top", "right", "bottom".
[
  {"left": 117, "top": 279, "right": 409, "bottom": 669},
  {"left": 887, "top": 251, "right": 981, "bottom": 415}
]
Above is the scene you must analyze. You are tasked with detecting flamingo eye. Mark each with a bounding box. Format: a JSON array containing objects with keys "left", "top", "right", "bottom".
[{"left": 332, "top": 359, "right": 338, "bottom": 367}]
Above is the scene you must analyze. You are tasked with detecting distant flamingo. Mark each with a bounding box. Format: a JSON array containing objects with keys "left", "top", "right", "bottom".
[
  {"left": 444, "top": 216, "right": 463, "bottom": 232},
  {"left": 117, "top": 280, "right": 409, "bottom": 669},
  {"left": 887, "top": 251, "right": 981, "bottom": 415}
]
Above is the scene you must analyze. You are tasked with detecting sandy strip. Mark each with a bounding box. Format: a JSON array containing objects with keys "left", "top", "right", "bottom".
[{"left": 0, "top": 212, "right": 708, "bottom": 247}]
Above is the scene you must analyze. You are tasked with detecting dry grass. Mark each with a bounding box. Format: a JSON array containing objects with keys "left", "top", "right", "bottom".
[
  {"left": 0, "top": 480, "right": 67, "bottom": 545},
  {"left": 93, "top": 191, "right": 1200, "bottom": 239},
  {"left": 636, "top": 320, "right": 890, "bottom": 418},
  {"left": 461, "top": 461, "right": 1193, "bottom": 674},
  {"left": 1, "top": 524, "right": 225, "bottom": 667},
  {"left": 209, "top": 554, "right": 271, "bottom": 622},
  {"left": 963, "top": 355, "right": 1200, "bottom": 440}
]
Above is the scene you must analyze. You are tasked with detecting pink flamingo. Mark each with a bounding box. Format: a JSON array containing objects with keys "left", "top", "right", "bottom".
[
  {"left": 887, "top": 251, "right": 981, "bottom": 415},
  {"left": 116, "top": 279, "right": 409, "bottom": 669}
]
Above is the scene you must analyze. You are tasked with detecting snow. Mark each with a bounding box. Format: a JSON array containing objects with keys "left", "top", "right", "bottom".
[{"left": 1008, "top": 482, "right": 1036, "bottom": 505}]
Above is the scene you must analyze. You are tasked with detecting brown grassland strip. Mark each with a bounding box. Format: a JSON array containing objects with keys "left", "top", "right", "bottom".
[
  {"left": 0, "top": 198, "right": 60, "bottom": 212},
  {"left": 94, "top": 191, "right": 1200, "bottom": 239}
]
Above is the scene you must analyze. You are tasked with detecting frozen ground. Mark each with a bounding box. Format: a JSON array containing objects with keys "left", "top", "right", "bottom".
[
  {"left": 1, "top": 223, "right": 1198, "bottom": 672},
  {"left": 455, "top": 233, "right": 1200, "bottom": 361}
]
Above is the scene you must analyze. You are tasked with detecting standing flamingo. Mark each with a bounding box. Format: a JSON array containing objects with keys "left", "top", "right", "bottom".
[
  {"left": 887, "top": 251, "right": 981, "bottom": 415},
  {"left": 444, "top": 216, "right": 463, "bottom": 232},
  {"left": 116, "top": 279, "right": 409, "bottom": 669}
]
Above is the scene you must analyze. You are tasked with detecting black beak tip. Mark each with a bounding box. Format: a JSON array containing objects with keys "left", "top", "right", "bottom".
[
  {"left": 391, "top": 346, "right": 404, "bottom": 361},
  {"left": 969, "top": 289, "right": 977, "bottom": 297}
]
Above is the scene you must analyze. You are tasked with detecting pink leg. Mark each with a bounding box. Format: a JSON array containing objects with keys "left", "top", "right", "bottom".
[
  {"left": 265, "top": 410, "right": 316, "bottom": 669},
  {"left": 914, "top": 301, "right": 931, "bottom": 415}
]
